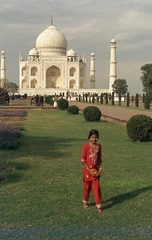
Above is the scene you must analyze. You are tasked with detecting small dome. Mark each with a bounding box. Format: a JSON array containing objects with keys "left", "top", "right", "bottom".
[
  {"left": 91, "top": 52, "right": 95, "bottom": 56},
  {"left": 1, "top": 50, "right": 5, "bottom": 54},
  {"left": 67, "top": 48, "right": 76, "bottom": 56},
  {"left": 111, "top": 38, "right": 116, "bottom": 43},
  {"left": 29, "top": 48, "right": 39, "bottom": 56}
]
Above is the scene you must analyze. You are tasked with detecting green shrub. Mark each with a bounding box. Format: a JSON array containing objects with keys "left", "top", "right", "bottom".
[
  {"left": 144, "top": 96, "right": 150, "bottom": 109},
  {"left": 57, "top": 98, "right": 68, "bottom": 110},
  {"left": 105, "top": 93, "right": 108, "bottom": 104},
  {"left": 126, "top": 114, "right": 152, "bottom": 142},
  {"left": 100, "top": 94, "right": 103, "bottom": 104},
  {"left": 0, "top": 87, "right": 9, "bottom": 105},
  {"left": 143, "top": 93, "right": 145, "bottom": 103},
  {"left": 22, "top": 94, "right": 27, "bottom": 99},
  {"left": 15, "top": 94, "right": 21, "bottom": 99},
  {"left": 126, "top": 92, "right": 130, "bottom": 107},
  {"left": 45, "top": 95, "right": 54, "bottom": 106},
  {"left": 135, "top": 93, "right": 139, "bottom": 107},
  {"left": 118, "top": 94, "right": 121, "bottom": 106},
  {"left": 111, "top": 92, "right": 114, "bottom": 105},
  {"left": 83, "top": 106, "right": 102, "bottom": 122},
  {"left": 92, "top": 94, "right": 95, "bottom": 103},
  {"left": 67, "top": 105, "right": 79, "bottom": 114}
]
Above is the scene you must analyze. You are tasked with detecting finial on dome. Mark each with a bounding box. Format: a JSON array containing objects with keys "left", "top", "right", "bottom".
[{"left": 50, "top": 16, "right": 53, "bottom": 26}]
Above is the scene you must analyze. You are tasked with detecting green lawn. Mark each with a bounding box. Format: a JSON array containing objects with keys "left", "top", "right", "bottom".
[{"left": 0, "top": 110, "right": 152, "bottom": 239}]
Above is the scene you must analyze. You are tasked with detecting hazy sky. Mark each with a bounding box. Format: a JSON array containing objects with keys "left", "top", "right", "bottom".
[{"left": 1, "top": 0, "right": 152, "bottom": 94}]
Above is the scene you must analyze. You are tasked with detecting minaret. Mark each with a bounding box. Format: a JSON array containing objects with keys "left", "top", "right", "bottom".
[
  {"left": 109, "top": 38, "right": 117, "bottom": 92},
  {"left": 90, "top": 52, "right": 95, "bottom": 89},
  {"left": 0, "top": 50, "right": 6, "bottom": 87}
]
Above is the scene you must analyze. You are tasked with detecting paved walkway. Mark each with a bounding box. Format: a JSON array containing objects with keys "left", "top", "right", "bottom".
[
  {"left": 69, "top": 102, "right": 152, "bottom": 125},
  {"left": 1, "top": 101, "right": 152, "bottom": 125}
]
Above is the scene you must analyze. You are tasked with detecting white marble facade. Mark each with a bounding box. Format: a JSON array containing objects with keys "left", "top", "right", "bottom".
[{"left": 19, "top": 20, "right": 87, "bottom": 96}]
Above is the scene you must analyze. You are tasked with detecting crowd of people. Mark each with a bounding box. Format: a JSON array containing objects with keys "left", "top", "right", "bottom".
[{"left": 30, "top": 95, "right": 44, "bottom": 107}]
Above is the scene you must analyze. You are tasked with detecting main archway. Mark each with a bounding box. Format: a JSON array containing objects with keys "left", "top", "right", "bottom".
[{"left": 46, "top": 66, "right": 61, "bottom": 88}]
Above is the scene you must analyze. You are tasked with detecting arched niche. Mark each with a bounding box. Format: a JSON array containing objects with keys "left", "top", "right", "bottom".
[
  {"left": 31, "top": 79, "right": 38, "bottom": 88},
  {"left": 31, "top": 67, "right": 38, "bottom": 76},
  {"left": 22, "top": 67, "right": 26, "bottom": 76},
  {"left": 69, "top": 79, "right": 76, "bottom": 89},
  {"left": 69, "top": 67, "right": 76, "bottom": 77},
  {"left": 46, "top": 66, "right": 61, "bottom": 88},
  {"left": 22, "top": 79, "right": 26, "bottom": 88}
]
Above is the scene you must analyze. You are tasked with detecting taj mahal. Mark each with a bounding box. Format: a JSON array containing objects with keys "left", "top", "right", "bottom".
[{"left": 0, "top": 19, "right": 117, "bottom": 96}]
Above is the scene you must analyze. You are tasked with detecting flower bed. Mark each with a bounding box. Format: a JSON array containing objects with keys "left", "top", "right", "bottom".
[
  {"left": 0, "top": 124, "right": 21, "bottom": 149},
  {"left": 0, "top": 110, "right": 26, "bottom": 149},
  {"left": 0, "top": 110, "right": 26, "bottom": 117}
]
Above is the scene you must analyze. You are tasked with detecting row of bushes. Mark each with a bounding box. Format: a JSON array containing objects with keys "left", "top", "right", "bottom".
[
  {"left": 79, "top": 92, "right": 151, "bottom": 109},
  {"left": 45, "top": 93, "right": 152, "bottom": 110},
  {"left": 57, "top": 98, "right": 152, "bottom": 142}
]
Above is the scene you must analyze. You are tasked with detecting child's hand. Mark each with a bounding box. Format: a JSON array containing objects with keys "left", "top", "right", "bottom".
[{"left": 98, "top": 166, "right": 103, "bottom": 176}]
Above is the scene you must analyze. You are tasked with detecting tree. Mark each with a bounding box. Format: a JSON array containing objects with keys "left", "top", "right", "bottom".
[
  {"left": 3, "top": 80, "right": 19, "bottom": 95},
  {"left": 144, "top": 96, "right": 151, "bottom": 109},
  {"left": 100, "top": 94, "right": 103, "bottom": 104},
  {"left": 105, "top": 93, "right": 108, "bottom": 104},
  {"left": 3, "top": 79, "right": 9, "bottom": 89},
  {"left": 140, "top": 63, "right": 152, "bottom": 96},
  {"left": 0, "top": 88, "right": 9, "bottom": 105},
  {"left": 8, "top": 82, "right": 19, "bottom": 95},
  {"left": 135, "top": 93, "right": 139, "bottom": 107},
  {"left": 112, "top": 79, "right": 128, "bottom": 96},
  {"left": 111, "top": 92, "right": 114, "bottom": 105},
  {"left": 126, "top": 92, "right": 130, "bottom": 107}
]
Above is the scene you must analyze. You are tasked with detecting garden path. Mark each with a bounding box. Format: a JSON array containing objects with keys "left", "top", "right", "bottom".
[{"left": 69, "top": 101, "right": 152, "bottom": 125}]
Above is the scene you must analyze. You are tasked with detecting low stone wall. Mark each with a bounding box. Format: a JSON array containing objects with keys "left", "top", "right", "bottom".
[
  {"left": 0, "top": 106, "right": 58, "bottom": 110},
  {"left": 101, "top": 115, "right": 127, "bottom": 126},
  {"left": 78, "top": 108, "right": 127, "bottom": 126}
]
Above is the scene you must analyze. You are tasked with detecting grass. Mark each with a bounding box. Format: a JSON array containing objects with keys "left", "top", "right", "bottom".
[{"left": 0, "top": 110, "right": 152, "bottom": 239}]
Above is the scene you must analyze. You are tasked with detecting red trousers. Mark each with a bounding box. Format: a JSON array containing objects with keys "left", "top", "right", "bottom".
[{"left": 83, "top": 178, "right": 102, "bottom": 206}]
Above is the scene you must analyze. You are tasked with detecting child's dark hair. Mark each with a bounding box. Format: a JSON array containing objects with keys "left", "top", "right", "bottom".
[{"left": 88, "top": 129, "right": 99, "bottom": 139}]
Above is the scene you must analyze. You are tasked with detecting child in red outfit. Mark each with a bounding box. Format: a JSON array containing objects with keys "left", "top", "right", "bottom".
[{"left": 81, "top": 129, "right": 103, "bottom": 214}]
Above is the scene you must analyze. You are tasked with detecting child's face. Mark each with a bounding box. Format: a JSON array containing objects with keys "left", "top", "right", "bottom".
[{"left": 89, "top": 134, "right": 98, "bottom": 144}]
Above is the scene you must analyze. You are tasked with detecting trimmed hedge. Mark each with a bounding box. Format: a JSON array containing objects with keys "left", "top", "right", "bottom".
[
  {"left": 126, "top": 114, "right": 152, "bottom": 142},
  {"left": 83, "top": 106, "right": 101, "bottom": 122},
  {"left": 67, "top": 105, "right": 79, "bottom": 114},
  {"left": 45, "top": 95, "right": 54, "bottom": 106},
  {"left": 57, "top": 98, "right": 69, "bottom": 110}
]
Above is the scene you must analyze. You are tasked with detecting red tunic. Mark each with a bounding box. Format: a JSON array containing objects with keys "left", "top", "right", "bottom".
[{"left": 81, "top": 142, "right": 102, "bottom": 181}]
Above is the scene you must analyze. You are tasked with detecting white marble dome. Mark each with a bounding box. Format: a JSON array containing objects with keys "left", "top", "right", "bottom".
[
  {"left": 36, "top": 23, "right": 67, "bottom": 55},
  {"left": 29, "top": 48, "right": 39, "bottom": 56},
  {"left": 67, "top": 48, "right": 76, "bottom": 56}
]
